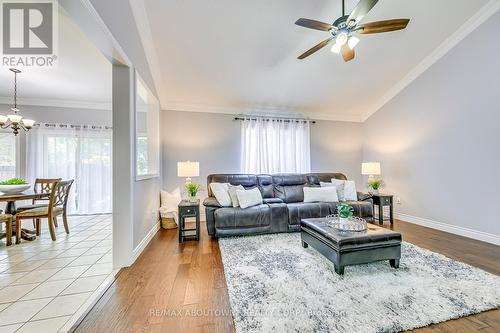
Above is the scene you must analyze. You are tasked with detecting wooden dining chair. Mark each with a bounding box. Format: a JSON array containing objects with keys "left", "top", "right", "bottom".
[
  {"left": 15, "top": 180, "right": 74, "bottom": 243},
  {"left": 17, "top": 178, "right": 62, "bottom": 227},
  {"left": 0, "top": 214, "right": 12, "bottom": 246}
]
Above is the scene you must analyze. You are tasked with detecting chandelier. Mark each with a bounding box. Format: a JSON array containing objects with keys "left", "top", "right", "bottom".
[{"left": 0, "top": 68, "right": 35, "bottom": 135}]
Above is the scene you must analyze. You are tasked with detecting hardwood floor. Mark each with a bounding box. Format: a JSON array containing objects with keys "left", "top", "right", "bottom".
[{"left": 73, "top": 220, "right": 500, "bottom": 333}]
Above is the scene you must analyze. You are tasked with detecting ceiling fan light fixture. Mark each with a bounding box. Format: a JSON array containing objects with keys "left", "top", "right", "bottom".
[
  {"left": 347, "top": 36, "right": 360, "bottom": 49},
  {"left": 335, "top": 31, "right": 348, "bottom": 46},
  {"left": 330, "top": 42, "right": 341, "bottom": 54}
]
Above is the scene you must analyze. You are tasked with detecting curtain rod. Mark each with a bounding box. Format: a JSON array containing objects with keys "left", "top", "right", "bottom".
[
  {"left": 33, "top": 123, "right": 113, "bottom": 130},
  {"left": 234, "top": 116, "right": 316, "bottom": 124}
]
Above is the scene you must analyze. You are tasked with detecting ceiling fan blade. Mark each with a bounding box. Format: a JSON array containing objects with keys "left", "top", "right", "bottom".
[
  {"left": 341, "top": 44, "right": 355, "bottom": 62},
  {"left": 295, "top": 18, "right": 333, "bottom": 31},
  {"left": 358, "top": 19, "right": 410, "bottom": 34},
  {"left": 298, "top": 37, "right": 334, "bottom": 59},
  {"left": 347, "top": 0, "right": 379, "bottom": 26}
]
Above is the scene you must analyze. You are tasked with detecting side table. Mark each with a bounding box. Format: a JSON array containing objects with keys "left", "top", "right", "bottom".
[
  {"left": 371, "top": 194, "right": 394, "bottom": 224},
  {"left": 178, "top": 199, "right": 200, "bottom": 242}
]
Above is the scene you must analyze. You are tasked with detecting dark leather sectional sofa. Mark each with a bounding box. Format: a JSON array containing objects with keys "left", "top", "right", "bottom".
[{"left": 203, "top": 173, "right": 374, "bottom": 238}]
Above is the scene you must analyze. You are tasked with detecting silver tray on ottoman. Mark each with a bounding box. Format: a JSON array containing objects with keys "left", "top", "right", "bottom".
[{"left": 326, "top": 215, "right": 368, "bottom": 232}]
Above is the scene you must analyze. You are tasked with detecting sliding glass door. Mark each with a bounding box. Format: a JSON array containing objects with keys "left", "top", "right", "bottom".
[{"left": 27, "top": 125, "right": 112, "bottom": 215}]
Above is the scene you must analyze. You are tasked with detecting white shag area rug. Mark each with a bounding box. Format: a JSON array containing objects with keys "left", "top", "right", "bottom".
[{"left": 218, "top": 233, "right": 500, "bottom": 333}]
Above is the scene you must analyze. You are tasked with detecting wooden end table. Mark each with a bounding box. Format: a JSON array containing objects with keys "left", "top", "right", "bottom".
[
  {"left": 178, "top": 199, "right": 200, "bottom": 242},
  {"left": 371, "top": 194, "right": 394, "bottom": 224}
]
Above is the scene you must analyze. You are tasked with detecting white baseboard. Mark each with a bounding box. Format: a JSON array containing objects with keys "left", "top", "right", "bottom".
[
  {"left": 395, "top": 213, "right": 500, "bottom": 246},
  {"left": 131, "top": 221, "right": 160, "bottom": 264}
]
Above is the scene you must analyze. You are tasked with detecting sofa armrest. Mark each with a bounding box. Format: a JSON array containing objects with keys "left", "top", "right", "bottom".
[
  {"left": 263, "top": 198, "right": 284, "bottom": 204},
  {"left": 203, "top": 197, "right": 222, "bottom": 208},
  {"left": 357, "top": 191, "right": 372, "bottom": 201}
]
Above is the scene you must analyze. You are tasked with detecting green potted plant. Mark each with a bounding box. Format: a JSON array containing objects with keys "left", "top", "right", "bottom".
[
  {"left": 337, "top": 203, "right": 354, "bottom": 223},
  {"left": 185, "top": 183, "right": 201, "bottom": 202},
  {"left": 0, "top": 178, "right": 30, "bottom": 194},
  {"left": 367, "top": 178, "right": 384, "bottom": 194}
]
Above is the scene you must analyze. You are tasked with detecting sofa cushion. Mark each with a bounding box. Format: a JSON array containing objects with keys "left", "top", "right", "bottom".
[
  {"left": 257, "top": 175, "right": 274, "bottom": 198},
  {"left": 347, "top": 201, "right": 374, "bottom": 219},
  {"left": 307, "top": 173, "right": 347, "bottom": 185},
  {"left": 214, "top": 204, "right": 271, "bottom": 229},
  {"left": 207, "top": 174, "right": 258, "bottom": 196},
  {"left": 274, "top": 184, "right": 305, "bottom": 203},
  {"left": 287, "top": 202, "right": 332, "bottom": 226}
]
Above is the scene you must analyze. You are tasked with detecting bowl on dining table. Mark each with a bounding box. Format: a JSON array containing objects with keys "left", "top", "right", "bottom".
[{"left": 0, "top": 184, "right": 31, "bottom": 195}]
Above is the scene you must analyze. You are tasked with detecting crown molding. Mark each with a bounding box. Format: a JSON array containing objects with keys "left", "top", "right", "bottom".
[
  {"left": 361, "top": 0, "right": 500, "bottom": 122},
  {"left": 129, "top": 0, "right": 166, "bottom": 102},
  {"left": 0, "top": 97, "right": 111, "bottom": 111},
  {"left": 162, "top": 102, "right": 363, "bottom": 123}
]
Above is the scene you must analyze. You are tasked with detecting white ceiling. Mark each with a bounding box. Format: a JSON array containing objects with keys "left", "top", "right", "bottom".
[
  {"left": 0, "top": 7, "right": 111, "bottom": 110},
  {"left": 139, "top": 0, "right": 492, "bottom": 121}
]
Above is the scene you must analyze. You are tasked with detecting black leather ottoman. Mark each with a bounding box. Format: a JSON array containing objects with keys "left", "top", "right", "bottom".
[{"left": 300, "top": 218, "right": 402, "bottom": 275}]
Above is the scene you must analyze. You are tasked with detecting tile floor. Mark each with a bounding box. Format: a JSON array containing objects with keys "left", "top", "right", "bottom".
[{"left": 0, "top": 215, "right": 113, "bottom": 333}]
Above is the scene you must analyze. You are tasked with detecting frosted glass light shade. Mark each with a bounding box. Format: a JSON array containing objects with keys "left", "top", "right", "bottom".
[
  {"left": 177, "top": 161, "right": 199, "bottom": 178},
  {"left": 362, "top": 162, "right": 381, "bottom": 176},
  {"left": 8, "top": 114, "right": 22, "bottom": 124},
  {"left": 0, "top": 115, "right": 8, "bottom": 124},
  {"left": 330, "top": 43, "right": 341, "bottom": 54},
  {"left": 22, "top": 119, "right": 35, "bottom": 128},
  {"left": 348, "top": 36, "right": 360, "bottom": 49},
  {"left": 336, "top": 32, "right": 348, "bottom": 46}
]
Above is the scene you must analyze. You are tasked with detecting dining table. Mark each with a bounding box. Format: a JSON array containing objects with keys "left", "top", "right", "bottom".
[{"left": 0, "top": 191, "right": 50, "bottom": 242}]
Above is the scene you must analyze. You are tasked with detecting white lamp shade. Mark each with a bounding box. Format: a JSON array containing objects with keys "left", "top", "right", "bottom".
[
  {"left": 22, "top": 119, "right": 35, "bottom": 128},
  {"left": 362, "top": 162, "right": 381, "bottom": 175},
  {"left": 0, "top": 115, "right": 8, "bottom": 124},
  {"left": 7, "top": 114, "right": 22, "bottom": 124},
  {"left": 177, "top": 161, "right": 199, "bottom": 178}
]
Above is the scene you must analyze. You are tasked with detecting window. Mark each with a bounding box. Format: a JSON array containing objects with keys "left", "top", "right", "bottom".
[
  {"left": 27, "top": 125, "right": 112, "bottom": 214},
  {"left": 240, "top": 117, "right": 311, "bottom": 174},
  {"left": 135, "top": 74, "right": 159, "bottom": 180},
  {"left": 0, "top": 132, "right": 16, "bottom": 180}
]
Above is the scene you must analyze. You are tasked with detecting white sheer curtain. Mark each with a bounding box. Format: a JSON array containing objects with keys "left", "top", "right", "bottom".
[
  {"left": 241, "top": 117, "right": 311, "bottom": 174},
  {"left": 26, "top": 124, "right": 112, "bottom": 214}
]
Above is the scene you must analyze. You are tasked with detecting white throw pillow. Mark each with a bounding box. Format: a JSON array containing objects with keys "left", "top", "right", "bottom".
[
  {"left": 343, "top": 180, "right": 358, "bottom": 201},
  {"left": 210, "top": 183, "right": 232, "bottom": 207},
  {"left": 227, "top": 184, "right": 244, "bottom": 207},
  {"left": 330, "top": 178, "right": 346, "bottom": 201},
  {"left": 159, "top": 188, "right": 182, "bottom": 221},
  {"left": 236, "top": 188, "right": 263, "bottom": 209},
  {"left": 303, "top": 187, "right": 339, "bottom": 203}
]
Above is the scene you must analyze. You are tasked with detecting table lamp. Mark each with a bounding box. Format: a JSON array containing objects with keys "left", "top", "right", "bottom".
[
  {"left": 362, "top": 162, "right": 381, "bottom": 180},
  {"left": 177, "top": 161, "right": 199, "bottom": 183}
]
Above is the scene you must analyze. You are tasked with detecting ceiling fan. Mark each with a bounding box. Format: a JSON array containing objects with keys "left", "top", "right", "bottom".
[{"left": 295, "top": 0, "right": 410, "bottom": 62}]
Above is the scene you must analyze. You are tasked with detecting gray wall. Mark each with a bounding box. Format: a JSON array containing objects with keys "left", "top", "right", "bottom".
[
  {"left": 311, "top": 120, "right": 363, "bottom": 185},
  {"left": 161, "top": 110, "right": 363, "bottom": 199},
  {"left": 88, "top": 1, "right": 162, "bottom": 251},
  {"left": 363, "top": 11, "right": 500, "bottom": 236}
]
